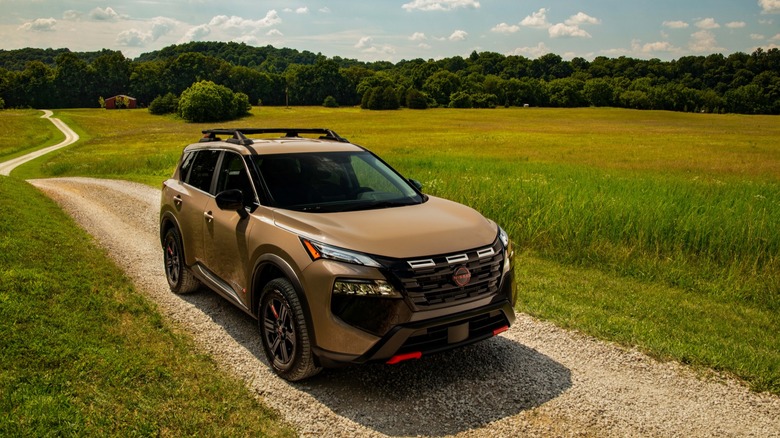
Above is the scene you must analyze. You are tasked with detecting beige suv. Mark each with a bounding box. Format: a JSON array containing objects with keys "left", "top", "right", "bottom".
[{"left": 160, "top": 128, "right": 516, "bottom": 381}]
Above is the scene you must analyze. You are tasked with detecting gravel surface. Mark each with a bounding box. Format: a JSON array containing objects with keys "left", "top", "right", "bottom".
[{"left": 29, "top": 176, "right": 780, "bottom": 438}]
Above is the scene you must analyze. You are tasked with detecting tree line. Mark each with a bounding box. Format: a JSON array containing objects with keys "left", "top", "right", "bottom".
[{"left": 0, "top": 42, "right": 778, "bottom": 114}]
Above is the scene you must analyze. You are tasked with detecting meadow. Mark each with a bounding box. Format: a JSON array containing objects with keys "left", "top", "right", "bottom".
[{"left": 5, "top": 106, "right": 780, "bottom": 395}]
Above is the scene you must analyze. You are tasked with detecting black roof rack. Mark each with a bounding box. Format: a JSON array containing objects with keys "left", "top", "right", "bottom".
[{"left": 199, "top": 128, "right": 349, "bottom": 146}]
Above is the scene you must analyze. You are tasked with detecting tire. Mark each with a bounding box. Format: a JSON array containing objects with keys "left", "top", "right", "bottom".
[
  {"left": 163, "top": 227, "right": 201, "bottom": 294},
  {"left": 259, "top": 278, "right": 321, "bottom": 381}
]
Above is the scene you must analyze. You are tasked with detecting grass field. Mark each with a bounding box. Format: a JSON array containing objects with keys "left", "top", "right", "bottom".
[
  {"left": 0, "top": 110, "right": 63, "bottom": 161},
  {"left": 0, "top": 176, "right": 294, "bottom": 436},
  {"left": 4, "top": 106, "right": 780, "bottom": 396}
]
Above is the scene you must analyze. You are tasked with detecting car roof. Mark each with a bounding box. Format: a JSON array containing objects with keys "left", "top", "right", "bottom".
[{"left": 183, "top": 128, "right": 366, "bottom": 155}]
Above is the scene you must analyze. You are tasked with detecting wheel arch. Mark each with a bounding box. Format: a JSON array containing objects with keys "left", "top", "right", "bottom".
[{"left": 251, "top": 254, "right": 314, "bottom": 343}]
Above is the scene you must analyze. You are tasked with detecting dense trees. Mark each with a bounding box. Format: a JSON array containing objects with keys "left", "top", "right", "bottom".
[{"left": 0, "top": 43, "right": 778, "bottom": 114}]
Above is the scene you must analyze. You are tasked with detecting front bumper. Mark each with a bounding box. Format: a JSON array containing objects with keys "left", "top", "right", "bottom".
[
  {"left": 301, "top": 236, "right": 517, "bottom": 367},
  {"left": 313, "top": 297, "right": 515, "bottom": 367}
]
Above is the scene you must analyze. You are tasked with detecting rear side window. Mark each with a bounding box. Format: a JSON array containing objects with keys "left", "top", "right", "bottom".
[{"left": 184, "top": 150, "right": 221, "bottom": 193}]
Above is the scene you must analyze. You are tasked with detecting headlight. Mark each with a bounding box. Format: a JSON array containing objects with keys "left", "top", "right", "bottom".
[
  {"left": 333, "top": 279, "right": 401, "bottom": 298},
  {"left": 498, "top": 226, "right": 510, "bottom": 248},
  {"left": 301, "top": 238, "right": 382, "bottom": 268}
]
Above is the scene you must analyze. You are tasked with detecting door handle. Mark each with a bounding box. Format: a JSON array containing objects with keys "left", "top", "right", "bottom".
[
  {"left": 173, "top": 195, "right": 183, "bottom": 207},
  {"left": 204, "top": 211, "right": 214, "bottom": 222}
]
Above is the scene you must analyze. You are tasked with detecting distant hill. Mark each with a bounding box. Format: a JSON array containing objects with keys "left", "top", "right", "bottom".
[{"left": 0, "top": 48, "right": 124, "bottom": 71}]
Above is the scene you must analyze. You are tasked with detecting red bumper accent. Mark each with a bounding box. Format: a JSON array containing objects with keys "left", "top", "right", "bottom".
[
  {"left": 493, "top": 325, "right": 509, "bottom": 336},
  {"left": 386, "top": 351, "right": 422, "bottom": 365}
]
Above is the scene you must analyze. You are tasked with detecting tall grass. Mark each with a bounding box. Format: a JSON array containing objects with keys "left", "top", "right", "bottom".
[{"left": 402, "top": 158, "right": 779, "bottom": 310}]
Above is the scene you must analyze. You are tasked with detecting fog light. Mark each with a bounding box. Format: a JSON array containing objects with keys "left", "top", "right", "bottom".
[{"left": 333, "top": 279, "right": 401, "bottom": 298}]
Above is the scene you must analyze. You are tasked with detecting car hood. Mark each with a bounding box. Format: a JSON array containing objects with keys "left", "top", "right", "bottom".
[{"left": 272, "top": 196, "right": 497, "bottom": 258}]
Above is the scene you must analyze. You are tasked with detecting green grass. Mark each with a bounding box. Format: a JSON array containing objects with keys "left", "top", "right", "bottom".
[
  {"left": 0, "top": 109, "right": 63, "bottom": 161},
  {"left": 0, "top": 177, "right": 295, "bottom": 437},
  {"left": 6, "top": 106, "right": 780, "bottom": 394}
]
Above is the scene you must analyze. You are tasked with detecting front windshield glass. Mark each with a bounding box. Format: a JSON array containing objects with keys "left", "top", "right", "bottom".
[{"left": 254, "top": 151, "right": 423, "bottom": 212}]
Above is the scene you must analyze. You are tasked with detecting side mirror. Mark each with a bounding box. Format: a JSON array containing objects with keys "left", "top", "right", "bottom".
[
  {"left": 409, "top": 178, "right": 423, "bottom": 191},
  {"left": 215, "top": 189, "right": 248, "bottom": 218}
]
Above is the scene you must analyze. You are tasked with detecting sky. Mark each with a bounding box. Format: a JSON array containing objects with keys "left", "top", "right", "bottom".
[{"left": 1, "top": 0, "right": 779, "bottom": 62}]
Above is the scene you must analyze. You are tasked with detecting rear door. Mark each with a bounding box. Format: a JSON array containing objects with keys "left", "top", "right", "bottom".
[{"left": 167, "top": 150, "right": 221, "bottom": 265}]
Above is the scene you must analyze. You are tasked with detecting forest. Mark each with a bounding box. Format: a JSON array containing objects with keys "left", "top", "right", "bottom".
[{"left": 0, "top": 41, "right": 778, "bottom": 114}]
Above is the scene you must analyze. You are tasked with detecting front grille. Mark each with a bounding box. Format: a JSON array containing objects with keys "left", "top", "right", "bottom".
[
  {"left": 382, "top": 239, "right": 505, "bottom": 309},
  {"left": 395, "top": 310, "right": 509, "bottom": 355}
]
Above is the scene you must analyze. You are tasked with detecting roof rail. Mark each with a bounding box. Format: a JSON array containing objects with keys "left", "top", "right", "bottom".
[{"left": 200, "top": 128, "right": 349, "bottom": 146}]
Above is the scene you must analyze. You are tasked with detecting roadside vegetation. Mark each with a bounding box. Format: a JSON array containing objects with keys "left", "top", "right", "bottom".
[
  {"left": 0, "top": 175, "right": 295, "bottom": 436},
  {"left": 3, "top": 106, "right": 779, "bottom": 396}
]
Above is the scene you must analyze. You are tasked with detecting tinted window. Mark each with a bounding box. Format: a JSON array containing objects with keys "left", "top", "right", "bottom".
[
  {"left": 216, "top": 152, "right": 256, "bottom": 205},
  {"left": 254, "top": 151, "right": 422, "bottom": 212},
  {"left": 185, "top": 150, "right": 221, "bottom": 193},
  {"left": 178, "top": 151, "right": 196, "bottom": 181}
]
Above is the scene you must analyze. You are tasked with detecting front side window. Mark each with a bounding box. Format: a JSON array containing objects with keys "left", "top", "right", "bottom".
[
  {"left": 185, "top": 150, "right": 221, "bottom": 194},
  {"left": 255, "top": 151, "right": 423, "bottom": 212},
  {"left": 216, "top": 152, "right": 257, "bottom": 205}
]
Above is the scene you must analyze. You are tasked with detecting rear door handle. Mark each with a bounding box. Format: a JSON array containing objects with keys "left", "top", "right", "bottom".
[
  {"left": 204, "top": 211, "right": 213, "bottom": 222},
  {"left": 173, "top": 195, "right": 183, "bottom": 207}
]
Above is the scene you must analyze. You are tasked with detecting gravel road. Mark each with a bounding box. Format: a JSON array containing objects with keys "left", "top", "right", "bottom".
[{"left": 28, "top": 176, "right": 780, "bottom": 437}]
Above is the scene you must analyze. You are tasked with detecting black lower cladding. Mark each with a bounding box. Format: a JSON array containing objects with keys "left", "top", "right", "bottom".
[
  {"left": 331, "top": 295, "right": 411, "bottom": 336},
  {"left": 394, "top": 309, "right": 509, "bottom": 356}
]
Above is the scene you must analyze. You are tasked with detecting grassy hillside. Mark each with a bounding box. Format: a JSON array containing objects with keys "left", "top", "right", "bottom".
[
  {"left": 0, "top": 109, "right": 63, "bottom": 160},
  {"left": 7, "top": 106, "right": 780, "bottom": 394}
]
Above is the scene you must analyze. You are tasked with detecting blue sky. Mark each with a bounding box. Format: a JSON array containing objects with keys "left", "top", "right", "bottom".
[{"left": 1, "top": 0, "right": 778, "bottom": 61}]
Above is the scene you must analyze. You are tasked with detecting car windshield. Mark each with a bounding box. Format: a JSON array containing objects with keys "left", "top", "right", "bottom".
[{"left": 254, "top": 151, "right": 424, "bottom": 212}]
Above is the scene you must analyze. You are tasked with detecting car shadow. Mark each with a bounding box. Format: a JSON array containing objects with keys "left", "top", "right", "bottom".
[{"left": 179, "top": 289, "right": 571, "bottom": 437}]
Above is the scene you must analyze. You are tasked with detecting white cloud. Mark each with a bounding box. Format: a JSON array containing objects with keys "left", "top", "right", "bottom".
[
  {"left": 181, "top": 24, "right": 211, "bottom": 42},
  {"left": 751, "top": 33, "right": 766, "bottom": 40},
  {"left": 209, "top": 11, "right": 281, "bottom": 30},
  {"left": 355, "top": 36, "right": 373, "bottom": 49},
  {"left": 542, "top": 12, "right": 600, "bottom": 39},
  {"left": 449, "top": 30, "right": 468, "bottom": 41},
  {"left": 409, "top": 32, "right": 427, "bottom": 41},
  {"left": 689, "top": 30, "right": 723, "bottom": 52},
  {"left": 510, "top": 42, "right": 550, "bottom": 58},
  {"left": 549, "top": 23, "right": 591, "bottom": 38},
  {"left": 63, "top": 10, "right": 81, "bottom": 20},
  {"left": 662, "top": 20, "right": 689, "bottom": 29},
  {"left": 491, "top": 23, "right": 520, "bottom": 33},
  {"left": 759, "top": 0, "right": 780, "bottom": 14},
  {"left": 116, "top": 29, "right": 151, "bottom": 47},
  {"left": 319, "top": 7, "right": 331, "bottom": 13},
  {"left": 90, "top": 7, "right": 120, "bottom": 21},
  {"left": 725, "top": 21, "right": 746, "bottom": 29},
  {"left": 771, "top": 33, "right": 780, "bottom": 41},
  {"left": 520, "top": 8, "right": 549, "bottom": 28},
  {"left": 402, "top": 0, "right": 480, "bottom": 12},
  {"left": 565, "top": 12, "right": 600, "bottom": 26},
  {"left": 115, "top": 17, "right": 178, "bottom": 47},
  {"left": 633, "top": 39, "right": 678, "bottom": 53},
  {"left": 695, "top": 18, "right": 720, "bottom": 29},
  {"left": 418, "top": 43, "right": 432, "bottom": 49},
  {"left": 267, "top": 29, "right": 283, "bottom": 37},
  {"left": 295, "top": 7, "right": 309, "bottom": 14},
  {"left": 19, "top": 18, "right": 57, "bottom": 32},
  {"left": 150, "top": 17, "right": 178, "bottom": 40}
]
